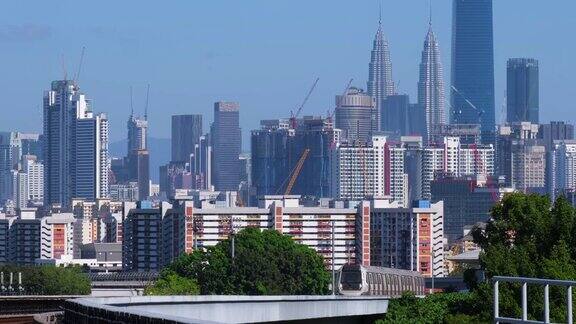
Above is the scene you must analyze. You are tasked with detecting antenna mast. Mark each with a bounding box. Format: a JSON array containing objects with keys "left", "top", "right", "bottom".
[
  {"left": 144, "top": 84, "right": 150, "bottom": 120},
  {"left": 61, "top": 54, "right": 67, "bottom": 81},
  {"left": 130, "top": 86, "right": 134, "bottom": 117}
]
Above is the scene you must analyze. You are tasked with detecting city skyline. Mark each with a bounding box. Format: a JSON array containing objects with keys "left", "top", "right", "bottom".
[{"left": 0, "top": 1, "right": 573, "bottom": 148}]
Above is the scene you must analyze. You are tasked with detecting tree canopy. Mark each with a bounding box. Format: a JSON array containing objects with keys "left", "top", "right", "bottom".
[
  {"left": 379, "top": 193, "right": 576, "bottom": 323},
  {"left": 147, "top": 228, "right": 330, "bottom": 295},
  {"left": 470, "top": 193, "right": 576, "bottom": 322},
  {"left": 376, "top": 292, "right": 483, "bottom": 324},
  {"left": 0, "top": 265, "right": 91, "bottom": 295}
]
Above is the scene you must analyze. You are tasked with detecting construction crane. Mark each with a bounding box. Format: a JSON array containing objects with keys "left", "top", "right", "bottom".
[
  {"left": 327, "top": 78, "right": 354, "bottom": 122},
  {"left": 284, "top": 149, "right": 310, "bottom": 195},
  {"left": 74, "top": 46, "right": 86, "bottom": 86},
  {"left": 290, "top": 78, "right": 320, "bottom": 129},
  {"left": 451, "top": 88, "right": 499, "bottom": 202},
  {"left": 451, "top": 85, "right": 484, "bottom": 122}
]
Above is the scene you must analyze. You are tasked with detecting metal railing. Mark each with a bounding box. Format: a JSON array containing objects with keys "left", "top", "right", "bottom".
[{"left": 493, "top": 276, "right": 576, "bottom": 324}]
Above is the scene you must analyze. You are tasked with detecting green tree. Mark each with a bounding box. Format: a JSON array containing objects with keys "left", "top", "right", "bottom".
[
  {"left": 0, "top": 265, "right": 91, "bottom": 295},
  {"left": 376, "top": 292, "right": 485, "bottom": 324},
  {"left": 145, "top": 270, "right": 199, "bottom": 295},
  {"left": 377, "top": 193, "right": 576, "bottom": 323},
  {"left": 150, "top": 228, "right": 330, "bottom": 295},
  {"left": 471, "top": 193, "right": 576, "bottom": 322}
]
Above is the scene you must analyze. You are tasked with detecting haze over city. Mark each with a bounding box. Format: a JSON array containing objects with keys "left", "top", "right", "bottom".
[
  {"left": 0, "top": 0, "right": 574, "bottom": 146},
  {"left": 3, "top": 1, "right": 576, "bottom": 323}
]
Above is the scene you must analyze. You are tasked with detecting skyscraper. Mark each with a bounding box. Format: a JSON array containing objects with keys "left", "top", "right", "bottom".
[
  {"left": 125, "top": 112, "right": 149, "bottom": 200},
  {"left": 367, "top": 13, "right": 395, "bottom": 128},
  {"left": 418, "top": 22, "right": 446, "bottom": 141},
  {"left": 335, "top": 87, "right": 376, "bottom": 143},
  {"left": 127, "top": 114, "right": 148, "bottom": 154},
  {"left": 381, "top": 94, "right": 425, "bottom": 137},
  {"left": 211, "top": 102, "right": 241, "bottom": 191},
  {"left": 539, "top": 121, "right": 575, "bottom": 150},
  {"left": 190, "top": 134, "right": 212, "bottom": 190},
  {"left": 74, "top": 113, "right": 110, "bottom": 201},
  {"left": 171, "top": 115, "right": 203, "bottom": 163},
  {"left": 251, "top": 117, "right": 339, "bottom": 201},
  {"left": 451, "top": 0, "right": 495, "bottom": 143},
  {"left": 507, "top": 58, "right": 539, "bottom": 124},
  {"left": 0, "top": 132, "right": 20, "bottom": 204},
  {"left": 43, "top": 80, "right": 109, "bottom": 207}
]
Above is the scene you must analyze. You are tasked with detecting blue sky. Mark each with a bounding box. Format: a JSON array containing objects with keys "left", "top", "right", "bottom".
[{"left": 0, "top": 1, "right": 573, "bottom": 150}]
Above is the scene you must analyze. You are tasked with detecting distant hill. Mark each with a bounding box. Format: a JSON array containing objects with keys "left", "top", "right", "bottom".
[{"left": 109, "top": 137, "right": 171, "bottom": 182}]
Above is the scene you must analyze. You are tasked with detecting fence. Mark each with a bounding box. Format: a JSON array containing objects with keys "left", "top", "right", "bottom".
[{"left": 493, "top": 276, "right": 576, "bottom": 324}]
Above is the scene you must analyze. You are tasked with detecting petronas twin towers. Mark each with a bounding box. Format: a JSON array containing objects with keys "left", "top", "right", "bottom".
[
  {"left": 418, "top": 23, "right": 446, "bottom": 135},
  {"left": 367, "top": 12, "right": 445, "bottom": 139},
  {"left": 367, "top": 19, "right": 396, "bottom": 117}
]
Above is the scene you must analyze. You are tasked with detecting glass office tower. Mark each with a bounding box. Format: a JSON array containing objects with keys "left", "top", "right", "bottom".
[{"left": 451, "top": 0, "right": 495, "bottom": 144}]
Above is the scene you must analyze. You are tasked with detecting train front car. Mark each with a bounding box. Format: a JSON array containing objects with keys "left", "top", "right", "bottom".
[
  {"left": 338, "top": 264, "right": 367, "bottom": 296},
  {"left": 337, "top": 265, "right": 425, "bottom": 297}
]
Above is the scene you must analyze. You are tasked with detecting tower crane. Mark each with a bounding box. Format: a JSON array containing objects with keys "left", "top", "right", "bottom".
[
  {"left": 74, "top": 46, "right": 86, "bottom": 86},
  {"left": 451, "top": 85, "right": 484, "bottom": 122},
  {"left": 290, "top": 78, "right": 319, "bottom": 129},
  {"left": 450, "top": 87, "right": 499, "bottom": 202},
  {"left": 327, "top": 78, "right": 354, "bottom": 122},
  {"left": 284, "top": 149, "right": 310, "bottom": 195}
]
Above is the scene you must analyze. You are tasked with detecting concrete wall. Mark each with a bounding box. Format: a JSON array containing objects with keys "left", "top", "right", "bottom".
[{"left": 64, "top": 295, "right": 390, "bottom": 324}]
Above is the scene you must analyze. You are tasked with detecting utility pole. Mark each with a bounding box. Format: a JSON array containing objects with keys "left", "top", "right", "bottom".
[
  {"left": 331, "top": 220, "right": 336, "bottom": 296},
  {"left": 431, "top": 248, "right": 435, "bottom": 294},
  {"left": 230, "top": 217, "right": 236, "bottom": 262}
]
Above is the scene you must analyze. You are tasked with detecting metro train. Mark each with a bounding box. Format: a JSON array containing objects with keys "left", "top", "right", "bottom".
[{"left": 337, "top": 264, "right": 425, "bottom": 296}]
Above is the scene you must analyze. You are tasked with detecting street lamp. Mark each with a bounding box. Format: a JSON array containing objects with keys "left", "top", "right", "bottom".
[{"left": 230, "top": 216, "right": 242, "bottom": 261}]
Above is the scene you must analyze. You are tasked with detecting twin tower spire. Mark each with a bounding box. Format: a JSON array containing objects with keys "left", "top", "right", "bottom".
[{"left": 367, "top": 1, "right": 445, "bottom": 136}]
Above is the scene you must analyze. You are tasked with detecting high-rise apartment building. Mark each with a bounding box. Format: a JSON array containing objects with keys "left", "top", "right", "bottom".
[
  {"left": 8, "top": 209, "right": 41, "bottom": 265},
  {"left": 22, "top": 155, "right": 43, "bottom": 206},
  {"left": 74, "top": 113, "right": 110, "bottom": 201},
  {"left": 43, "top": 80, "right": 109, "bottom": 207},
  {"left": 335, "top": 87, "right": 376, "bottom": 143},
  {"left": 367, "top": 16, "right": 395, "bottom": 128},
  {"left": 39, "top": 213, "right": 75, "bottom": 261},
  {"left": 496, "top": 122, "right": 545, "bottom": 192},
  {"left": 371, "top": 200, "right": 445, "bottom": 277},
  {"left": 418, "top": 23, "right": 446, "bottom": 141},
  {"left": 548, "top": 140, "right": 576, "bottom": 201},
  {"left": 211, "top": 102, "right": 241, "bottom": 191},
  {"left": 451, "top": 0, "right": 495, "bottom": 143},
  {"left": 171, "top": 115, "right": 203, "bottom": 163},
  {"left": 14, "top": 171, "right": 27, "bottom": 209},
  {"left": 408, "top": 136, "right": 494, "bottom": 200},
  {"left": 122, "top": 201, "right": 172, "bottom": 271},
  {"left": 133, "top": 196, "right": 373, "bottom": 270},
  {"left": 0, "top": 214, "right": 8, "bottom": 263},
  {"left": 507, "top": 58, "right": 539, "bottom": 124},
  {"left": 331, "top": 136, "right": 407, "bottom": 206}
]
